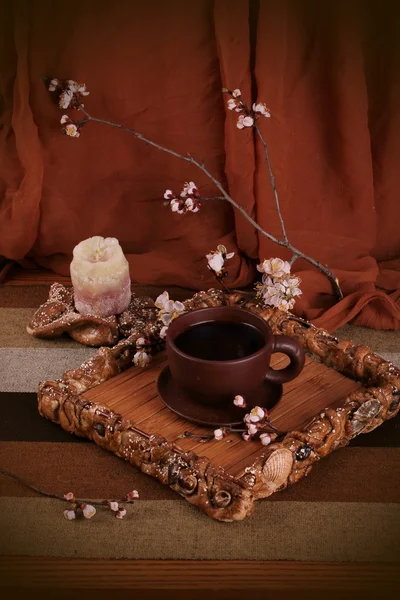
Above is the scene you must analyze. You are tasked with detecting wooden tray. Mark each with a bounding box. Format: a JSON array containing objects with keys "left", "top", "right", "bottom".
[
  {"left": 84, "top": 351, "right": 360, "bottom": 478},
  {"left": 37, "top": 289, "right": 400, "bottom": 522}
]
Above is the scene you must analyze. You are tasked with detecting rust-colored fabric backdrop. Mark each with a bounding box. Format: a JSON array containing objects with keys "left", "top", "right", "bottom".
[{"left": 1, "top": 0, "right": 399, "bottom": 330}]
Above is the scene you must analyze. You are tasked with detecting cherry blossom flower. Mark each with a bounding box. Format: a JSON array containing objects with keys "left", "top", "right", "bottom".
[
  {"left": 246, "top": 406, "right": 265, "bottom": 423},
  {"left": 155, "top": 291, "right": 186, "bottom": 338},
  {"left": 181, "top": 181, "right": 199, "bottom": 198},
  {"left": 237, "top": 114, "right": 254, "bottom": 129},
  {"left": 257, "top": 258, "right": 291, "bottom": 279},
  {"left": 136, "top": 337, "right": 146, "bottom": 347},
  {"left": 63, "top": 509, "right": 76, "bottom": 520},
  {"left": 63, "top": 492, "right": 75, "bottom": 502},
  {"left": 48, "top": 78, "right": 60, "bottom": 92},
  {"left": 126, "top": 490, "right": 139, "bottom": 501},
  {"left": 232, "top": 89, "right": 241, "bottom": 98},
  {"left": 252, "top": 102, "right": 271, "bottom": 118},
  {"left": 184, "top": 197, "right": 199, "bottom": 212},
  {"left": 260, "top": 433, "right": 272, "bottom": 446},
  {"left": 260, "top": 280, "right": 287, "bottom": 308},
  {"left": 81, "top": 504, "right": 96, "bottom": 519},
  {"left": 227, "top": 98, "right": 238, "bottom": 110},
  {"left": 60, "top": 115, "right": 81, "bottom": 138},
  {"left": 133, "top": 349, "right": 151, "bottom": 368},
  {"left": 214, "top": 428, "right": 225, "bottom": 441},
  {"left": 65, "top": 80, "right": 89, "bottom": 96},
  {"left": 170, "top": 199, "right": 183, "bottom": 213},
  {"left": 255, "top": 258, "right": 302, "bottom": 312},
  {"left": 159, "top": 326, "right": 168, "bottom": 339},
  {"left": 233, "top": 395, "right": 246, "bottom": 408},
  {"left": 48, "top": 77, "right": 89, "bottom": 110},
  {"left": 116, "top": 508, "right": 127, "bottom": 519},
  {"left": 247, "top": 423, "right": 258, "bottom": 436},
  {"left": 206, "top": 245, "right": 234, "bottom": 279},
  {"left": 242, "top": 432, "right": 251, "bottom": 442},
  {"left": 164, "top": 183, "right": 200, "bottom": 214},
  {"left": 59, "top": 89, "right": 74, "bottom": 109},
  {"left": 282, "top": 276, "right": 302, "bottom": 298},
  {"left": 109, "top": 501, "right": 119, "bottom": 512}
]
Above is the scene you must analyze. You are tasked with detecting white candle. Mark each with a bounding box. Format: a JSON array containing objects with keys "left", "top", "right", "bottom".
[{"left": 70, "top": 236, "right": 131, "bottom": 317}]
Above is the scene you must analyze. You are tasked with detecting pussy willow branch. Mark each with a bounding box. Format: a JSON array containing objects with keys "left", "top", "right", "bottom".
[
  {"left": 78, "top": 106, "right": 343, "bottom": 300},
  {"left": 0, "top": 466, "right": 136, "bottom": 507}
]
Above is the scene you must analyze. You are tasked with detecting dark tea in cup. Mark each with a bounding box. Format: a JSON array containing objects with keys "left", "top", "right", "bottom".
[{"left": 173, "top": 321, "right": 265, "bottom": 361}]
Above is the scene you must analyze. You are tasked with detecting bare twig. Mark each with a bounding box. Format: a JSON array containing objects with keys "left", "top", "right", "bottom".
[
  {"left": 253, "top": 120, "right": 288, "bottom": 244},
  {"left": 77, "top": 106, "right": 343, "bottom": 300}
]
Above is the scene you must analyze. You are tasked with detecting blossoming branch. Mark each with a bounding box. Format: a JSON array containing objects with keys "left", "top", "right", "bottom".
[
  {"left": 0, "top": 466, "right": 139, "bottom": 521},
  {"left": 44, "top": 77, "right": 343, "bottom": 300}
]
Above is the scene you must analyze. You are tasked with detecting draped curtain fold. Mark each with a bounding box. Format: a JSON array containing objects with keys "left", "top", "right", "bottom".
[{"left": 0, "top": 0, "right": 399, "bottom": 330}]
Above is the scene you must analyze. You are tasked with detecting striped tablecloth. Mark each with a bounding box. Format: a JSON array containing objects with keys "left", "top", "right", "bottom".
[{"left": 0, "top": 285, "right": 399, "bottom": 561}]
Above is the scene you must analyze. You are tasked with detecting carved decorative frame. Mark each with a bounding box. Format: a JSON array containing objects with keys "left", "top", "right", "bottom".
[{"left": 36, "top": 288, "right": 400, "bottom": 521}]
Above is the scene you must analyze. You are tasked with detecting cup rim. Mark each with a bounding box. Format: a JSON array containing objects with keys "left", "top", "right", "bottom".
[{"left": 166, "top": 306, "right": 272, "bottom": 365}]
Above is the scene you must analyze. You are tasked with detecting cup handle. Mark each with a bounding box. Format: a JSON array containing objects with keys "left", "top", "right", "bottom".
[{"left": 264, "top": 335, "right": 305, "bottom": 385}]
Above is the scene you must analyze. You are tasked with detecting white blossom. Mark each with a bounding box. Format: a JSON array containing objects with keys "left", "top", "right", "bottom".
[
  {"left": 233, "top": 395, "right": 246, "bottom": 408},
  {"left": 277, "top": 298, "right": 295, "bottom": 311},
  {"left": 133, "top": 350, "right": 151, "bottom": 368},
  {"left": 262, "top": 281, "right": 287, "bottom": 308},
  {"left": 159, "top": 325, "right": 168, "bottom": 339},
  {"left": 232, "top": 88, "right": 241, "bottom": 98},
  {"left": 260, "top": 433, "right": 272, "bottom": 446},
  {"left": 237, "top": 114, "right": 254, "bottom": 129},
  {"left": 63, "top": 509, "right": 76, "bottom": 520},
  {"left": 282, "top": 276, "right": 302, "bottom": 297},
  {"left": 64, "top": 123, "right": 80, "bottom": 138},
  {"left": 170, "top": 199, "right": 181, "bottom": 212},
  {"left": 63, "top": 492, "right": 74, "bottom": 502},
  {"left": 59, "top": 89, "right": 73, "bottom": 109},
  {"left": 248, "top": 406, "right": 265, "bottom": 423},
  {"left": 242, "top": 432, "right": 251, "bottom": 441},
  {"left": 126, "top": 490, "right": 139, "bottom": 501},
  {"left": 81, "top": 504, "right": 96, "bottom": 519},
  {"left": 109, "top": 501, "right": 119, "bottom": 512},
  {"left": 214, "top": 428, "right": 225, "bottom": 441},
  {"left": 206, "top": 252, "right": 225, "bottom": 275},
  {"left": 256, "top": 259, "right": 302, "bottom": 312},
  {"left": 155, "top": 291, "right": 185, "bottom": 336},
  {"left": 257, "top": 258, "right": 291, "bottom": 279},
  {"left": 181, "top": 181, "right": 198, "bottom": 197},
  {"left": 155, "top": 291, "right": 170, "bottom": 310},
  {"left": 116, "top": 508, "right": 127, "bottom": 519},
  {"left": 48, "top": 78, "right": 60, "bottom": 91},
  {"left": 164, "top": 189, "right": 174, "bottom": 200},
  {"left": 66, "top": 80, "right": 89, "bottom": 96},
  {"left": 227, "top": 98, "right": 238, "bottom": 110},
  {"left": 136, "top": 337, "right": 146, "bottom": 347},
  {"left": 206, "top": 246, "right": 235, "bottom": 277},
  {"left": 185, "top": 197, "right": 195, "bottom": 211},
  {"left": 247, "top": 423, "right": 258, "bottom": 435},
  {"left": 252, "top": 102, "right": 271, "bottom": 118}
]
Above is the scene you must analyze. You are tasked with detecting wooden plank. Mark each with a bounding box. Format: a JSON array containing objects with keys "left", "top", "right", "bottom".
[
  {"left": 85, "top": 350, "right": 361, "bottom": 475},
  {"left": 0, "top": 557, "right": 399, "bottom": 592}
]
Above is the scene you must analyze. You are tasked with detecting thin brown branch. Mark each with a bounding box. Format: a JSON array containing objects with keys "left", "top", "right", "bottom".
[
  {"left": 253, "top": 120, "right": 288, "bottom": 244},
  {"left": 0, "top": 466, "right": 136, "bottom": 506},
  {"left": 77, "top": 106, "right": 343, "bottom": 300}
]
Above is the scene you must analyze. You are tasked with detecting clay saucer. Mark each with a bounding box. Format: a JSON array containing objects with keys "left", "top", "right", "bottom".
[{"left": 157, "top": 365, "right": 283, "bottom": 428}]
